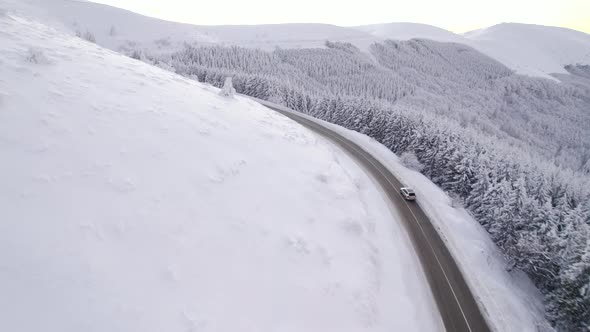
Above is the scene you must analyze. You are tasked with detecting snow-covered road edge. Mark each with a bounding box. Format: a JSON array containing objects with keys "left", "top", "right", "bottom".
[{"left": 251, "top": 97, "right": 550, "bottom": 332}]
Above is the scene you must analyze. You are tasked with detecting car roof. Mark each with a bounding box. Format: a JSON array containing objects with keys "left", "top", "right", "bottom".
[{"left": 402, "top": 187, "right": 415, "bottom": 193}]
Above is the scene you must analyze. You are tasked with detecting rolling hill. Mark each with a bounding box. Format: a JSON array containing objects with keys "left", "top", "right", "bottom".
[
  {"left": 8, "top": 0, "right": 590, "bottom": 78},
  {"left": 464, "top": 23, "right": 590, "bottom": 77}
]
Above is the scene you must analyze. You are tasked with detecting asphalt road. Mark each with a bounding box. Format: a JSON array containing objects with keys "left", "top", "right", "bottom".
[{"left": 265, "top": 104, "right": 492, "bottom": 332}]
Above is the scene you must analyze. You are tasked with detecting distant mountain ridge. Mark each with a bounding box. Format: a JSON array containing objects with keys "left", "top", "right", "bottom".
[
  {"left": 357, "top": 22, "right": 590, "bottom": 78},
  {"left": 355, "top": 22, "right": 464, "bottom": 43},
  {"left": 462, "top": 22, "right": 590, "bottom": 77},
  {"left": 10, "top": 0, "right": 590, "bottom": 78}
]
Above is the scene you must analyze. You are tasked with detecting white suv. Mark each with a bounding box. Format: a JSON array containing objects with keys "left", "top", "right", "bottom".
[{"left": 400, "top": 187, "right": 416, "bottom": 201}]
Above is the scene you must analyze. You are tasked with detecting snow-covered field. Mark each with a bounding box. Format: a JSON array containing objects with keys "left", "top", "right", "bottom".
[
  {"left": 258, "top": 103, "right": 553, "bottom": 332},
  {"left": 0, "top": 10, "right": 444, "bottom": 332}
]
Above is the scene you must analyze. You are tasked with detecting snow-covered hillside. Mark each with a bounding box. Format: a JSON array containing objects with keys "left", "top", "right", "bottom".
[
  {"left": 464, "top": 23, "right": 590, "bottom": 78},
  {"left": 0, "top": 10, "right": 442, "bottom": 332},
  {"left": 6, "top": 0, "right": 379, "bottom": 52},
  {"left": 355, "top": 23, "right": 464, "bottom": 43}
]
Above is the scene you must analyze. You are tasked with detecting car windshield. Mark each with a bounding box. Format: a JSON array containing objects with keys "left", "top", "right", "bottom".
[{"left": 408, "top": 193, "right": 415, "bottom": 196}]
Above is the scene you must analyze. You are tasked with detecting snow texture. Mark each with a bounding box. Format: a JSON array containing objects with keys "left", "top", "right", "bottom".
[{"left": 0, "top": 11, "right": 443, "bottom": 332}]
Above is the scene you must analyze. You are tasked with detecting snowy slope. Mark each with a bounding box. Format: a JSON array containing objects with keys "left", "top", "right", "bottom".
[
  {"left": 358, "top": 22, "right": 590, "bottom": 78},
  {"left": 355, "top": 23, "right": 465, "bottom": 43},
  {"left": 190, "top": 23, "right": 378, "bottom": 51},
  {"left": 464, "top": 23, "right": 590, "bottom": 78},
  {"left": 0, "top": 9, "right": 443, "bottom": 332},
  {"left": 6, "top": 0, "right": 379, "bottom": 52}
]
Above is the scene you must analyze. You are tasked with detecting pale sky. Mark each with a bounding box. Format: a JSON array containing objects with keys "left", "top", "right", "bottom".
[{"left": 91, "top": 0, "right": 590, "bottom": 33}]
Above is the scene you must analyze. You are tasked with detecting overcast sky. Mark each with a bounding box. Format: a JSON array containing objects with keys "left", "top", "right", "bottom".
[{"left": 90, "top": 0, "right": 589, "bottom": 33}]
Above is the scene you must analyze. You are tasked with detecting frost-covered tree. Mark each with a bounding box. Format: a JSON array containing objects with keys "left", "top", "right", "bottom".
[
  {"left": 25, "top": 47, "right": 50, "bottom": 64},
  {"left": 109, "top": 25, "right": 117, "bottom": 37},
  {"left": 82, "top": 30, "right": 96, "bottom": 43},
  {"left": 400, "top": 151, "right": 423, "bottom": 172},
  {"left": 219, "top": 77, "right": 236, "bottom": 98}
]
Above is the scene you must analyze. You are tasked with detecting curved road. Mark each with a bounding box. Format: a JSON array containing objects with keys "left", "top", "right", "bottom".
[{"left": 262, "top": 102, "right": 492, "bottom": 332}]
